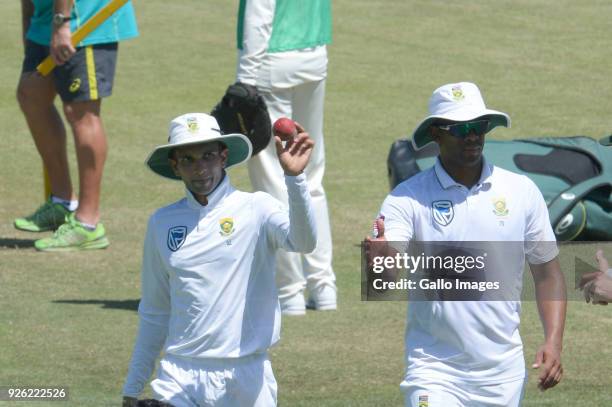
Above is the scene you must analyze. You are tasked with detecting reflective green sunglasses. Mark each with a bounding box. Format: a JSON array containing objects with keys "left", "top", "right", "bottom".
[{"left": 437, "top": 119, "right": 490, "bottom": 138}]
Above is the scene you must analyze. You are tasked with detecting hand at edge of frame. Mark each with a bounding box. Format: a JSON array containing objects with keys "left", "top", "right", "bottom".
[{"left": 579, "top": 249, "right": 611, "bottom": 305}]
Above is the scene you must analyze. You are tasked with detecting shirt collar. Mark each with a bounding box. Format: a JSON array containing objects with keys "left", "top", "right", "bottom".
[
  {"left": 185, "top": 172, "right": 234, "bottom": 210},
  {"left": 434, "top": 157, "right": 493, "bottom": 190}
]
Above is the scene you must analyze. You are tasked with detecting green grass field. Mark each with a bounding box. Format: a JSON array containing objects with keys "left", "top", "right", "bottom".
[{"left": 1, "top": 1, "right": 612, "bottom": 406}]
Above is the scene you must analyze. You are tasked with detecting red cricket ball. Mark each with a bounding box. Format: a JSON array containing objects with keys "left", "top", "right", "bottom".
[{"left": 273, "top": 117, "right": 297, "bottom": 139}]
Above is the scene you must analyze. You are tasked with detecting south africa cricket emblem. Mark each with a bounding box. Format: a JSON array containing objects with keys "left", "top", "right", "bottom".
[
  {"left": 418, "top": 395, "right": 429, "bottom": 407},
  {"left": 219, "top": 217, "right": 235, "bottom": 237},
  {"left": 451, "top": 85, "right": 464, "bottom": 101},
  {"left": 186, "top": 116, "right": 199, "bottom": 133},
  {"left": 432, "top": 200, "right": 454, "bottom": 226},
  {"left": 492, "top": 197, "right": 509, "bottom": 217},
  {"left": 167, "top": 226, "right": 187, "bottom": 252}
]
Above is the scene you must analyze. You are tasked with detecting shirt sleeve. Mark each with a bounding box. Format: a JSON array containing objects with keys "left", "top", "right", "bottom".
[
  {"left": 262, "top": 173, "right": 317, "bottom": 253},
  {"left": 236, "top": 0, "right": 276, "bottom": 85},
  {"left": 524, "top": 178, "right": 559, "bottom": 264},
  {"left": 123, "top": 215, "right": 170, "bottom": 398}
]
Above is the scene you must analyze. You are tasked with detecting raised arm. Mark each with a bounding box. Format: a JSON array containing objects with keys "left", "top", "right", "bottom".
[{"left": 263, "top": 124, "right": 316, "bottom": 253}]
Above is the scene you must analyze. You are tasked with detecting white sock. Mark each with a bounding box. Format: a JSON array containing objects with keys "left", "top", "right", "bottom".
[
  {"left": 74, "top": 216, "right": 97, "bottom": 231},
  {"left": 51, "top": 195, "right": 78, "bottom": 211},
  {"left": 80, "top": 222, "right": 97, "bottom": 231}
]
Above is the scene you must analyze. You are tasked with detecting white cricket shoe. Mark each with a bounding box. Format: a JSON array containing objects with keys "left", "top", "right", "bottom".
[
  {"left": 280, "top": 293, "right": 306, "bottom": 316},
  {"left": 306, "top": 284, "right": 337, "bottom": 311}
]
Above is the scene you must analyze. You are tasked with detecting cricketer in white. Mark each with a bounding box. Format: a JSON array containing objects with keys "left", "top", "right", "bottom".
[
  {"left": 122, "top": 113, "right": 316, "bottom": 406},
  {"left": 367, "top": 83, "right": 566, "bottom": 407},
  {"left": 236, "top": 0, "right": 336, "bottom": 315}
]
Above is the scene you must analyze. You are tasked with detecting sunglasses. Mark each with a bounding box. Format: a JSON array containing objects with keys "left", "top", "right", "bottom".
[{"left": 437, "top": 119, "right": 490, "bottom": 138}]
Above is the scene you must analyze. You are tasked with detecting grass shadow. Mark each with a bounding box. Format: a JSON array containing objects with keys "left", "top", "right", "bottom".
[
  {"left": 53, "top": 299, "right": 140, "bottom": 311},
  {"left": 0, "top": 238, "right": 36, "bottom": 249}
]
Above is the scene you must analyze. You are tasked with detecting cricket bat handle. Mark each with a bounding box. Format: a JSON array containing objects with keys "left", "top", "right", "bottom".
[{"left": 37, "top": 0, "right": 130, "bottom": 76}]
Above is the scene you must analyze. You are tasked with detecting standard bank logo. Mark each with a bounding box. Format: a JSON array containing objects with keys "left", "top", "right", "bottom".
[
  {"left": 432, "top": 200, "right": 454, "bottom": 226},
  {"left": 167, "top": 226, "right": 187, "bottom": 251}
]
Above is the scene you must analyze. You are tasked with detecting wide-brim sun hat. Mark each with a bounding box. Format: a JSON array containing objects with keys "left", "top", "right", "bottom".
[
  {"left": 412, "top": 82, "right": 511, "bottom": 150},
  {"left": 146, "top": 113, "right": 252, "bottom": 180}
]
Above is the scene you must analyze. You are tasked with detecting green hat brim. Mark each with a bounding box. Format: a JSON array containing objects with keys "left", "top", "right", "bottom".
[{"left": 145, "top": 133, "right": 252, "bottom": 180}]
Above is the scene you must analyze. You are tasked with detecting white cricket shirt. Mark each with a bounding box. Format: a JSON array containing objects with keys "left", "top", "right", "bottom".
[
  {"left": 380, "top": 158, "right": 558, "bottom": 383},
  {"left": 123, "top": 174, "right": 316, "bottom": 397}
]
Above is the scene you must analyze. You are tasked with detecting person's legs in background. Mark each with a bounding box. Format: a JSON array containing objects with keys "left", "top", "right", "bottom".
[
  {"left": 63, "top": 99, "right": 107, "bottom": 226},
  {"left": 247, "top": 80, "right": 336, "bottom": 315},
  {"left": 248, "top": 87, "right": 307, "bottom": 315},
  {"left": 292, "top": 78, "right": 336, "bottom": 310},
  {"left": 16, "top": 43, "right": 114, "bottom": 251},
  {"left": 33, "top": 99, "right": 110, "bottom": 251},
  {"left": 16, "top": 72, "right": 75, "bottom": 201},
  {"left": 14, "top": 68, "right": 75, "bottom": 232}
]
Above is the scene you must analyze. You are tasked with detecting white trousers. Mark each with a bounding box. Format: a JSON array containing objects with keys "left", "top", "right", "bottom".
[
  {"left": 402, "top": 374, "right": 527, "bottom": 407},
  {"left": 151, "top": 353, "right": 277, "bottom": 407},
  {"left": 248, "top": 78, "right": 335, "bottom": 300}
]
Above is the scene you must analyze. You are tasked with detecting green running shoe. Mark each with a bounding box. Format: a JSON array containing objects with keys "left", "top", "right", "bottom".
[
  {"left": 34, "top": 213, "right": 110, "bottom": 252},
  {"left": 14, "top": 198, "right": 70, "bottom": 232}
]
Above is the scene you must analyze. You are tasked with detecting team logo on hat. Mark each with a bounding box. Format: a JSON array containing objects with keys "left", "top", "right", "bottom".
[
  {"left": 186, "top": 117, "right": 199, "bottom": 133},
  {"left": 451, "top": 86, "right": 464, "bottom": 101},
  {"left": 418, "top": 395, "right": 429, "bottom": 407},
  {"left": 167, "top": 226, "right": 187, "bottom": 251},
  {"left": 492, "top": 197, "right": 509, "bottom": 217},
  {"left": 219, "top": 217, "right": 234, "bottom": 236},
  {"left": 432, "top": 200, "right": 454, "bottom": 226}
]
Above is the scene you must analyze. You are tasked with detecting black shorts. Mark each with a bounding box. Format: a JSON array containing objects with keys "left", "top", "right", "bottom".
[{"left": 22, "top": 40, "right": 118, "bottom": 103}]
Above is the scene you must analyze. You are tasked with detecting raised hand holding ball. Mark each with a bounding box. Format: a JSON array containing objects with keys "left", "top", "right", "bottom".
[
  {"left": 273, "top": 117, "right": 298, "bottom": 141},
  {"left": 273, "top": 119, "right": 313, "bottom": 176}
]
